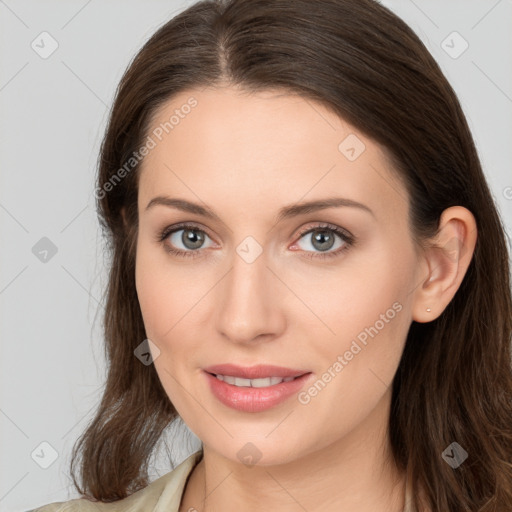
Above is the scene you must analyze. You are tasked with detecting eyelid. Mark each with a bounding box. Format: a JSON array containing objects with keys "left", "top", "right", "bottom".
[
  {"left": 293, "top": 222, "right": 353, "bottom": 242},
  {"left": 159, "top": 221, "right": 217, "bottom": 244}
]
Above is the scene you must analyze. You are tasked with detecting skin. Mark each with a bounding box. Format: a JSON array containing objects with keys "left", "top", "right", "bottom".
[{"left": 134, "top": 85, "right": 477, "bottom": 512}]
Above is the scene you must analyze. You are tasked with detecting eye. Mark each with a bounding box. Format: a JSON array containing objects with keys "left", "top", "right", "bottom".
[
  {"left": 158, "top": 223, "right": 215, "bottom": 259},
  {"left": 292, "top": 223, "right": 354, "bottom": 260}
]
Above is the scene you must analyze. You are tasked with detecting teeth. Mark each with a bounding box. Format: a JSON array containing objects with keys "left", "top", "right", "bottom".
[{"left": 215, "top": 374, "right": 296, "bottom": 387}]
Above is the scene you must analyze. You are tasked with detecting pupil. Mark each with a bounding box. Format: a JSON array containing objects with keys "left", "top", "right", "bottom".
[
  {"left": 312, "top": 230, "right": 334, "bottom": 251},
  {"left": 183, "top": 229, "right": 204, "bottom": 249}
]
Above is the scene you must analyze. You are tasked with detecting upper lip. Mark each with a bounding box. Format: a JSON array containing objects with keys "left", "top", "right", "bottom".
[{"left": 203, "top": 364, "right": 310, "bottom": 379}]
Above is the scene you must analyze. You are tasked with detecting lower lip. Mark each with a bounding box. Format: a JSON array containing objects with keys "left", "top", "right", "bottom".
[{"left": 204, "top": 371, "right": 313, "bottom": 412}]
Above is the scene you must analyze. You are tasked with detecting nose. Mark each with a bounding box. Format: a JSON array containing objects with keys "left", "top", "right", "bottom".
[{"left": 215, "top": 246, "right": 287, "bottom": 345}]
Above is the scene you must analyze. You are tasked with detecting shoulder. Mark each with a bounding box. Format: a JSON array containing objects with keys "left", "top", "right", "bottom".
[{"left": 30, "top": 450, "right": 203, "bottom": 512}]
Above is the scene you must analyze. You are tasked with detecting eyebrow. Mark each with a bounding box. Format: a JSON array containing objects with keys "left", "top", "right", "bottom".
[{"left": 145, "top": 196, "right": 375, "bottom": 223}]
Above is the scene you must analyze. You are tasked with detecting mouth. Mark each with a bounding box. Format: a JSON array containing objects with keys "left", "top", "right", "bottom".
[{"left": 202, "top": 364, "right": 314, "bottom": 413}]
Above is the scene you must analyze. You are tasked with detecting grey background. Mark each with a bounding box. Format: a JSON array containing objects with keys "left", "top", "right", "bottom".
[{"left": 1, "top": 1, "right": 511, "bottom": 510}]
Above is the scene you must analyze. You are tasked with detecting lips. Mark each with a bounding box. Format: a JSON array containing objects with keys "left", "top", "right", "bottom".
[
  {"left": 204, "top": 370, "right": 314, "bottom": 412},
  {"left": 203, "top": 363, "right": 309, "bottom": 380}
]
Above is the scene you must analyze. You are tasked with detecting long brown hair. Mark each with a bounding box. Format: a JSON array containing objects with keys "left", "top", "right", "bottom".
[{"left": 70, "top": 1, "right": 512, "bottom": 510}]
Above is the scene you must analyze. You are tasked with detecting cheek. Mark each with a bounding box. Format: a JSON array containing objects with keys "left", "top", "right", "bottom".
[
  {"left": 293, "top": 257, "right": 406, "bottom": 342},
  {"left": 300, "top": 246, "right": 414, "bottom": 390},
  {"left": 134, "top": 243, "right": 204, "bottom": 417},
  {"left": 134, "top": 238, "right": 212, "bottom": 341},
  {"left": 135, "top": 240, "right": 176, "bottom": 339},
  {"left": 296, "top": 271, "right": 411, "bottom": 439}
]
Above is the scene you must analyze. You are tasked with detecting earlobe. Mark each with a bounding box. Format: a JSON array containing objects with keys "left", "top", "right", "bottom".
[{"left": 412, "top": 206, "right": 477, "bottom": 323}]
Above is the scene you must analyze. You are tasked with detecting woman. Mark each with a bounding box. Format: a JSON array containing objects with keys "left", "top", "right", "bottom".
[{"left": 33, "top": 0, "right": 512, "bottom": 511}]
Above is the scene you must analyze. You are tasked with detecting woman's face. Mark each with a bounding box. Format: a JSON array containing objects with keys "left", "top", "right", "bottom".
[{"left": 135, "top": 86, "right": 425, "bottom": 465}]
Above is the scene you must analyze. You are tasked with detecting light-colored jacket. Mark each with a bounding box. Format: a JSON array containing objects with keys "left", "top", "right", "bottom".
[{"left": 30, "top": 451, "right": 203, "bottom": 512}]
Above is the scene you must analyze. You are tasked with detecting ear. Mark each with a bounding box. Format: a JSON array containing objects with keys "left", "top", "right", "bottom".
[{"left": 411, "top": 206, "right": 477, "bottom": 323}]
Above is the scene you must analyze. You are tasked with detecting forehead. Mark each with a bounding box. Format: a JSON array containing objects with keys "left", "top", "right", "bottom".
[{"left": 137, "top": 86, "right": 407, "bottom": 223}]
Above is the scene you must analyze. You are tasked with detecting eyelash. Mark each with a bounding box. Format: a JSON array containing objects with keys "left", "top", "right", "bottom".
[{"left": 156, "top": 222, "right": 355, "bottom": 261}]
